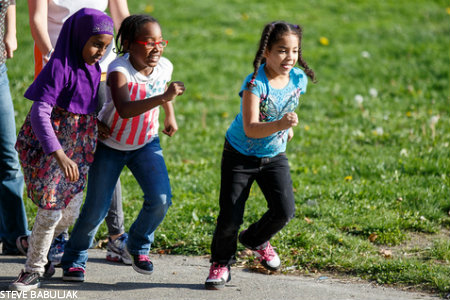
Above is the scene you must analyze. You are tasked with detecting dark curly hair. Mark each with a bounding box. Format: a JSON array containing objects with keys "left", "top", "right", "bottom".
[
  {"left": 115, "top": 14, "right": 160, "bottom": 55},
  {"left": 247, "top": 21, "right": 316, "bottom": 89}
]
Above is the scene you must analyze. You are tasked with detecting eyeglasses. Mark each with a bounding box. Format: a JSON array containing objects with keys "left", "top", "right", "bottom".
[{"left": 135, "top": 39, "right": 168, "bottom": 49}]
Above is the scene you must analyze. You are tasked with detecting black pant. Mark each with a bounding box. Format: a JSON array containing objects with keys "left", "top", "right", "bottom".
[{"left": 210, "top": 139, "right": 296, "bottom": 265}]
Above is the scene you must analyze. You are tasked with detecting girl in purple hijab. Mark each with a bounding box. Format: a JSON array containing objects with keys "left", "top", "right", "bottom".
[{"left": 10, "top": 8, "right": 113, "bottom": 291}]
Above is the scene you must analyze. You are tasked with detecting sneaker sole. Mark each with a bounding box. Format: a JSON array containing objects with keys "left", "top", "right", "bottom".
[
  {"left": 132, "top": 264, "right": 153, "bottom": 275},
  {"left": 106, "top": 251, "right": 132, "bottom": 265},
  {"left": 62, "top": 275, "right": 85, "bottom": 282},
  {"left": 205, "top": 274, "right": 231, "bottom": 290},
  {"left": 261, "top": 260, "right": 281, "bottom": 271},
  {"left": 9, "top": 282, "right": 40, "bottom": 292},
  {"left": 205, "top": 283, "right": 225, "bottom": 290}
]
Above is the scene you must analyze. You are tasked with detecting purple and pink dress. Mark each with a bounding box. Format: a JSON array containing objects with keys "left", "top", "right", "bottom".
[{"left": 15, "top": 8, "right": 114, "bottom": 210}]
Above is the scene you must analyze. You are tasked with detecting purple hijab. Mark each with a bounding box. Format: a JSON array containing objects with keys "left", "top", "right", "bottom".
[{"left": 24, "top": 8, "right": 114, "bottom": 114}]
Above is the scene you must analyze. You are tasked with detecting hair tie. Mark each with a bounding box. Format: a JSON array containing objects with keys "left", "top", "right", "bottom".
[{"left": 249, "top": 79, "right": 256, "bottom": 85}]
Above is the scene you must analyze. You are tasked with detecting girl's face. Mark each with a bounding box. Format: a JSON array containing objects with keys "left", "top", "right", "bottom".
[
  {"left": 82, "top": 34, "right": 113, "bottom": 65},
  {"left": 128, "top": 22, "right": 164, "bottom": 73},
  {"left": 264, "top": 33, "right": 299, "bottom": 77}
]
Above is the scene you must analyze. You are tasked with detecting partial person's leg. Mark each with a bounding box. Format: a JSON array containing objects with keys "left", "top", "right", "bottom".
[
  {"left": 105, "top": 179, "right": 125, "bottom": 237},
  {"left": 206, "top": 142, "right": 257, "bottom": 289},
  {"left": 0, "top": 64, "right": 29, "bottom": 254},
  {"left": 238, "top": 154, "right": 295, "bottom": 271},
  {"left": 53, "top": 192, "right": 84, "bottom": 239},
  {"left": 126, "top": 138, "right": 172, "bottom": 256},
  {"left": 240, "top": 154, "right": 296, "bottom": 248},
  {"left": 25, "top": 209, "right": 62, "bottom": 275},
  {"left": 9, "top": 208, "right": 60, "bottom": 291},
  {"left": 61, "top": 143, "right": 125, "bottom": 271},
  {"left": 210, "top": 147, "right": 257, "bottom": 266}
]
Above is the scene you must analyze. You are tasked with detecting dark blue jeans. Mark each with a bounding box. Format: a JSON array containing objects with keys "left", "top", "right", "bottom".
[
  {"left": 0, "top": 64, "right": 29, "bottom": 253},
  {"left": 61, "top": 138, "right": 172, "bottom": 270},
  {"left": 210, "top": 139, "right": 296, "bottom": 265}
]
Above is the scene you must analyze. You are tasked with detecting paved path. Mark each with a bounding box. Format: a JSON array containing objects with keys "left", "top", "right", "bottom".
[{"left": 0, "top": 249, "right": 439, "bottom": 300}]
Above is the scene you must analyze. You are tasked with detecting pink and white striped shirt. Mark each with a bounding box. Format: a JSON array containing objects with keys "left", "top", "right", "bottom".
[{"left": 98, "top": 55, "right": 173, "bottom": 151}]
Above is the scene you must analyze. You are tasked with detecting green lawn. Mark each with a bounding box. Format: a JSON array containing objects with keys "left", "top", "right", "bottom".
[{"left": 9, "top": 0, "right": 450, "bottom": 295}]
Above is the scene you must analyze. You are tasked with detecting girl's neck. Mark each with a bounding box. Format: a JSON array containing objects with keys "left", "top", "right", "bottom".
[
  {"left": 264, "top": 65, "right": 290, "bottom": 89},
  {"left": 129, "top": 55, "right": 154, "bottom": 76}
]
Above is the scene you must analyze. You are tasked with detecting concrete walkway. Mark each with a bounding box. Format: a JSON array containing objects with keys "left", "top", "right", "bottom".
[{"left": 0, "top": 249, "right": 438, "bottom": 300}]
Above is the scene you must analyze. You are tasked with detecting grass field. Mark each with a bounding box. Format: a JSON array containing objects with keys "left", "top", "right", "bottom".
[{"left": 8, "top": 0, "right": 450, "bottom": 295}]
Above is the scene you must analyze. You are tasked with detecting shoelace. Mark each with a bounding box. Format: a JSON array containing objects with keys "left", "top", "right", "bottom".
[
  {"left": 255, "top": 243, "right": 276, "bottom": 261},
  {"left": 209, "top": 263, "right": 227, "bottom": 278},
  {"left": 138, "top": 255, "right": 151, "bottom": 262},
  {"left": 68, "top": 267, "right": 85, "bottom": 273}
]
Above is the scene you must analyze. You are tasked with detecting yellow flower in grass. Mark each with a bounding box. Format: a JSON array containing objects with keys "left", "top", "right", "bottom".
[
  {"left": 406, "top": 111, "right": 412, "bottom": 117},
  {"left": 241, "top": 13, "right": 250, "bottom": 21},
  {"left": 446, "top": 7, "right": 450, "bottom": 15},
  {"left": 304, "top": 125, "right": 310, "bottom": 131},
  {"left": 319, "top": 37, "right": 329, "bottom": 46},
  {"left": 145, "top": 5, "right": 154, "bottom": 13},
  {"left": 344, "top": 176, "right": 353, "bottom": 181},
  {"left": 225, "top": 28, "right": 234, "bottom": 36}
]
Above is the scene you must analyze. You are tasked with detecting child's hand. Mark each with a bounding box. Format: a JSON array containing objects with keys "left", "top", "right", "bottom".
[
  {"left": 280, "top": 112, "right": 298, "bottom": 129},
  {"left": 162, "top": 114, "right": 178, "bottom": 137},
  {"left": 164, "top": 81, "right": 185, "bottom": 101},
  {"left": 97, "top": 119, "right": 111, "bottom": 140},
  {"left": 52, "top": 149, "right": 79, "bottom": 182}
]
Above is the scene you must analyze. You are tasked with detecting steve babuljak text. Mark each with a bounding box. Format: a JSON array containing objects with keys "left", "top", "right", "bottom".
[{"left": 0, "top": 290, "right": 78, "bottom": 299}]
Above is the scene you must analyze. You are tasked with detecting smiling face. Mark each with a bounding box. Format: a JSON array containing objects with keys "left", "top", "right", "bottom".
[
  {"left": 263, "top": 33, "right": 299, "bottom": 78},
  {"left": 127, "top": 21, "right": 164, "bottom": 74},
  {"left": 82, "top": 34, "right": 113, "bottom": 65}
]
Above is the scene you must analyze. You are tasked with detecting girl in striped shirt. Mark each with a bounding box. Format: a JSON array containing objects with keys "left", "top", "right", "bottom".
[{"left": 60, "top": 14, "right": 185, "bottom": 281}]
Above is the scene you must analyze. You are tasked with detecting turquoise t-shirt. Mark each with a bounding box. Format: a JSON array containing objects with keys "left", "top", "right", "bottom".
[{"left": 225, "top": 64, "right": 308, "bottom": 158}]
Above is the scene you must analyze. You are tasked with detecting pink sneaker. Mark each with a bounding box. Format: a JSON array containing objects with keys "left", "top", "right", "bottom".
[
  {"left": 253, "top": 241, "right": 281, "bottom": 271},
  {"left": 205, "top": 263, "right": 231, "bottom": 290},
  {"left": 239, "top": 230, "right": 281, "bottom": 271}
]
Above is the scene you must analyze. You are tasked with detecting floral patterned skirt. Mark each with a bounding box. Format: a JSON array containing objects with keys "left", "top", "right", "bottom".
[{"left": 15, "top": 106, "right": 97, "bottom": 210}]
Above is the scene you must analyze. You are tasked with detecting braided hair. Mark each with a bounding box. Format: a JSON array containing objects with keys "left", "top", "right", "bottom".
[
  {"left": 247, "top": 21, "right": 316, "bottom": 89},
  {"left": 115, "top": 14, "right": 160, "bottom": 55}
]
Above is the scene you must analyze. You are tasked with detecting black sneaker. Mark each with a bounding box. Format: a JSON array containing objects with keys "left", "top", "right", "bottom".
[
  {"left": 43, "top": 261, "right": 55, "bottom": 279},
  {"left": 131, "top": 254, "right": 153, "bottom": 275},
  {"left": 9, "top": 271, "right": 40, "bottom": 291},
  {"left": 62, "top": 267, "right": 85, "bottom": 282}
]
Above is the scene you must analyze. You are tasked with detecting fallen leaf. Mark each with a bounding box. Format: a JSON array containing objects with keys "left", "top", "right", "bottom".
[
  {"left": 379, "top": 249, "right": 392, "bottom": 258},
  {"left": 368, "top": 233, "right": 378, "bottom": 242},
  {"left": 304, "top": 217, "right": 313, "bottom": 224}
]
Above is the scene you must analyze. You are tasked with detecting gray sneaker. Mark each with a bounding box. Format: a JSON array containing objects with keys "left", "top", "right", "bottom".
[
  {"left": 106, "top": 233, "right": 132, "bottom": 265},
  {"left": 9, "top": 271, "right": 40, "bottom": 291}
]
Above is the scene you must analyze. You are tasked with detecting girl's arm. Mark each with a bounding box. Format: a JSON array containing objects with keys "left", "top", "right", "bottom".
[
  {"left": 108, "top": 71, "right": 185, "bottom": 119},
  {"left": 30, "top": 102, "right": 79, "bottom": 182},
  {"left": 4, "top": 4, "right": 17, "bottom": 59},
  {"left": 108, "top": 0, "right": 130, "bottom": 32},
  {"left": 161, "top": 101, "right": 178, "bottom": 137},
  {"left": 28, "top": 0, "right": 53, "bottom": 62},
  {"left": 242, "top": 90, "right": 298, "bottom": 139}
]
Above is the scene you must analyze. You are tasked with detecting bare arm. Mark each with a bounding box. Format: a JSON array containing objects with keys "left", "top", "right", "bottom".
[
  {"left": 108, "top": 71, "right": 185, "bottom": 119},
  {"left": 28, "top": 0, "right": 53, "bottom": 59},
  {"left": 161, "top": 101, "right": 178, "bottom": 137},
  {"left": 4, "top": 4, "right": 17, "bottom": 58},
  {"left": 108, "top": 0, "right": 130, "bottom": 32},
  {"left": 242, "top": 90, "right": 298, "bottom": 139}
]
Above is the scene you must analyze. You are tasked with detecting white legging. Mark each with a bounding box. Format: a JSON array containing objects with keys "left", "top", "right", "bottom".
[{"left": 25, "top": 192, "right": 84, "bottom": 275}]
